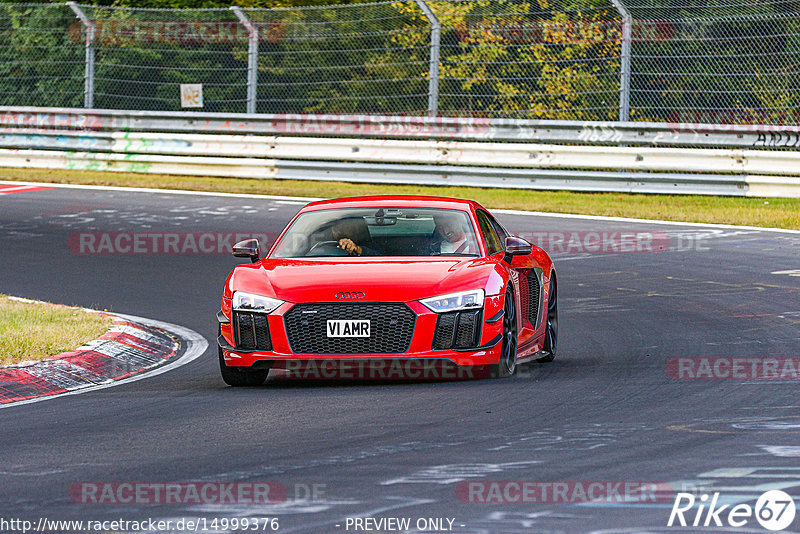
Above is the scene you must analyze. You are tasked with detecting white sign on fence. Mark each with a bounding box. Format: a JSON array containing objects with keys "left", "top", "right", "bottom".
[{"left": 180, "top": 84, "right": 203, "bottom": 108}]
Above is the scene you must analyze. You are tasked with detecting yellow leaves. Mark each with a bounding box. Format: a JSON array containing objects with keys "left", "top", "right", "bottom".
[
  {"left": 390, "top": 27, "right": 428, "bottom": 48},
  {"left": 496, "top": 81, "right": 522, "bottom": 97},
  {"left": 440, "top": 39, "right": 507, "bottom": 91},
  {"left": 429, "top": 0, "right": 478, "bottom": 22},
  {"left": 385, "top": 0, "right": 622, "bottom": 120}
]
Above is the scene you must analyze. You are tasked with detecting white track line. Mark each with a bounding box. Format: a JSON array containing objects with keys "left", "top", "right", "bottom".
[
  {"left": 0, "top": 180, "right": 321, "bottom": 202},
  {"left": 493, "top": 208, "right": 800, "bottom": 235},
  {"left": 1, "top": 179, "right": 798, "bottom": 235},
  {"left": 0, "top": 312, "right": 208, "bottom": 410}
]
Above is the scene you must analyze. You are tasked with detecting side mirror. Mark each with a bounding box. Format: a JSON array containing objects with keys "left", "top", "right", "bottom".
[
  {"left": 504, "top": 236, "right": 533, "bottom": 256},
  {"left": 232, "top": 239, "right": 260, "bottom": 263}
]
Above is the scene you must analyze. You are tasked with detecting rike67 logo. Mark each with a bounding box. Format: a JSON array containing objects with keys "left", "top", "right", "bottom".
[{"left": 668, "top": 490, "right": 797, "bottom": 531}]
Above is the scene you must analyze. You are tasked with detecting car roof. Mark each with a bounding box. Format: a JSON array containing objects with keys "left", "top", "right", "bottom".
[{"left": 300, "top": 195, "right": 483, "bottom": 213}]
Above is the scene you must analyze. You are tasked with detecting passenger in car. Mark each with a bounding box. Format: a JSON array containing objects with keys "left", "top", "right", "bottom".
[{"left": 431, "top": 213, "right": 475, "bottom": 255}]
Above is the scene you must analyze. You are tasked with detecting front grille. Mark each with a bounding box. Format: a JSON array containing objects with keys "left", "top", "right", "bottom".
[
  {"left": 284, "top": 303, "right": 416, "bottom": 354},
  {"left": 433, "top": 309, "right": 482, "bottom": 350},
  {"left": 527, "top": 271, "right": 541, "bottom": 326},
  {"left": 234, "top": 311, "right": 272, "bottom": 351}
]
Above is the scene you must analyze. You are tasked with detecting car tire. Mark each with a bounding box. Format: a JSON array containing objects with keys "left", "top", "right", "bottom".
[
  {"left": 536, "top": 271, "right": 558, "bottom": 363},
  {"left": 218, "top": 327, "right": 270, "bottom": 386},
  {"left": 219, "top": 346, "right": 270, "bottom": 386},
  {"left": 491, "top": 289, "right": 518, "bottom": 378}
]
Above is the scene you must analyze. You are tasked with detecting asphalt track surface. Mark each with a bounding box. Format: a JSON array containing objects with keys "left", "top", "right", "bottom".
[{"left": 1, "top": 183, "right": 800, "bottom": 534}]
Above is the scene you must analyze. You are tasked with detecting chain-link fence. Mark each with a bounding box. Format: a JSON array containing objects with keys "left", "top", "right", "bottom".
[
  {"left": 0, "top": 0, "right": 798, "bottom": 123},
  {"left": 625, "top": 0, "right": 800, "bottom": 125}
]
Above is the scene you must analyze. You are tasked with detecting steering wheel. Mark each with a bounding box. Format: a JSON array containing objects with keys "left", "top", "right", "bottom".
[{"left": 306, "top": 240, "right": 348, "bottom": 256}]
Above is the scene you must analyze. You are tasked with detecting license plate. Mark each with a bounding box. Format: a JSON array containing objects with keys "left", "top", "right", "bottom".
[{"left": 327, "top": 319, "right": 370, "bottom": 338}]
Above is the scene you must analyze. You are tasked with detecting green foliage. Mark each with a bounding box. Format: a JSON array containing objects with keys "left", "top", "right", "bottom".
[
  {"left": 104, "top": 0, "right": 377, "bottom": 8},
  {"left": 0, "top": 4, "right": 84, "bottom": 107},
  {"left": 627, "top": 1, "right": 800, "bottom": 123},
  {"left": 0, "top": 0, "right": 797, "bottom": 122}
]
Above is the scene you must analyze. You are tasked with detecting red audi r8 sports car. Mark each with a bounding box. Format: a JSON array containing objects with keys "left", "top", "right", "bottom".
[{"left": 217, "top": 196, "right": 557, "bottom": 385}]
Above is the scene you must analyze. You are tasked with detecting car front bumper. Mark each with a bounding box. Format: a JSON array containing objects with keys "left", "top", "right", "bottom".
[{"left": 218, "top": 297, "right": 505, "bottom": 369}]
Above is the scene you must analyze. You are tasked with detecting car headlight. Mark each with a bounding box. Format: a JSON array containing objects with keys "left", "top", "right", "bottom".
[
  {"left": 232, "top": 291, "right": 284, "bottom": 313},
  {"left": 420, "top": 289, "right": 485, "bottom": 313}
]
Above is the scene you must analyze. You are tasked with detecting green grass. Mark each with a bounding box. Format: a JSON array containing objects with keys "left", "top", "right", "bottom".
[
  {"left": 2, "top": 167, "right": 799, "bottom": 230},
  {"left": 0, "top": 295, "right": 113, "bottom": 366}
]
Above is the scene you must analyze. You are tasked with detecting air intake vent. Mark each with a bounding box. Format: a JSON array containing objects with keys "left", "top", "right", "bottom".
[
  {"left": 527, "top": 271, "right": 541, "bottom": 327},
  {"left": 433, "top": 309, "right": 482, "bottom": 350},
  {"left": 234, "top": 311, "right": 272, "bottom": 351}
]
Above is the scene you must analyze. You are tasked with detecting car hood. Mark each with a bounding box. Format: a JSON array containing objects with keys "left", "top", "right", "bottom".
[{"left": 229, "top": 257, "right": 504, "bottom": 303}]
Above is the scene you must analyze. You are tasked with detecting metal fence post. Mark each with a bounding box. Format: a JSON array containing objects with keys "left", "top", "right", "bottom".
[
  {"left": 610, "top": 0, "right": 632, "bottom": 122},
  {"left": 414, "top": 0, "right": 440, "bottom": 117},
  {"left": 231, "top": 7, "right": 258, "bottom": 115},
  {"left": 66, "top": 2, "right": 94, "bottom": 109}
]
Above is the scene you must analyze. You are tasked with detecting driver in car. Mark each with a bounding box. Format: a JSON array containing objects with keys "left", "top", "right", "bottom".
[{"left": 331, "top": 218, "right": 380, "bottom": 256}]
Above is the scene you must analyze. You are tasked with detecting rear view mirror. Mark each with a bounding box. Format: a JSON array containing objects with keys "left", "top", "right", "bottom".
[{"left": 232, "top": 239, "right": 260, "bottom": 263}]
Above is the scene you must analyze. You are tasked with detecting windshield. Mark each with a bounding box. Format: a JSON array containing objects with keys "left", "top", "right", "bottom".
[{"left": 271, "top": 207, "right": 481, "bottom": 258}]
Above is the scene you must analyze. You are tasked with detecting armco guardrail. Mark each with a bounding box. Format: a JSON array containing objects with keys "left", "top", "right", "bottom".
[
  {"left": 0, "top": 147, "right": 759, "bottom": 196},
  {"left": 4, "top": 130, "right": 800, "bottom": 175},
  {"left": 1, "top": 107, "right": 799, "bottom": 197},
  {"left": 3, "top": 106, "right": 800, "bottom": 149}
]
